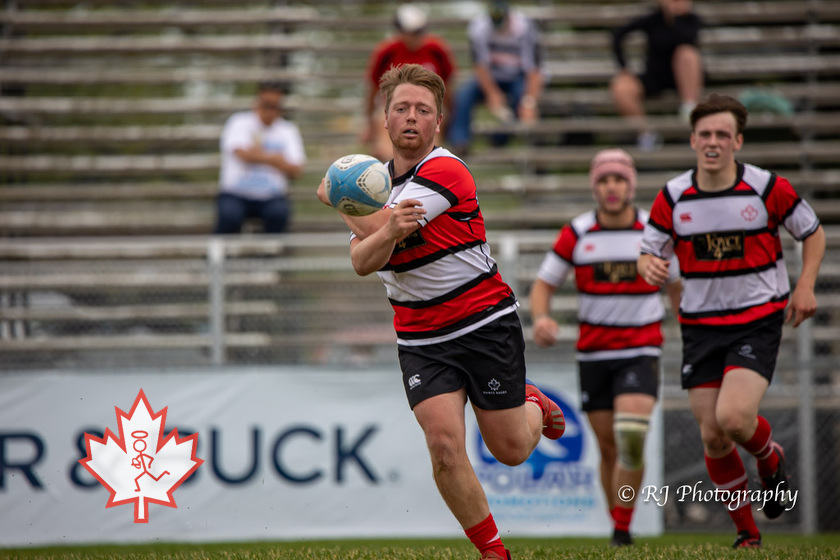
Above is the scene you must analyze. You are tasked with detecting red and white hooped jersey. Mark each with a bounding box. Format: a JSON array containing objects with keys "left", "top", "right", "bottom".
[
  {"left": 640, "top": 163, "right": 821, "bottom": 326},
  {"left": 371, "top": 147, "right": 517, "bottom": 345},
  {"left": 536, "top": 208, "right": 677, "bottom": 361}
]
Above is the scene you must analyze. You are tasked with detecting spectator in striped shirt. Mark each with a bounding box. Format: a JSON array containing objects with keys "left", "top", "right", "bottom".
[
  {"left": 530, "top": 148, "right": 681, "bottom": 547},
  {"left": 638, "top": 93, "right": 825, "bottom": 549},
  {"left": 447, "top": 0, "right": 544, "bottom": 158}
]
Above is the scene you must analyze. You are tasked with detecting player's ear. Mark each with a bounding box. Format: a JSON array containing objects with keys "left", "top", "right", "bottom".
[{"left": 734, "top": 132, "right": 744, "bottom": 152}]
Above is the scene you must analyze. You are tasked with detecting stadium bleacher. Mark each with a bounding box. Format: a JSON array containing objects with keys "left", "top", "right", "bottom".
[
  {"left": 1, "top": 0, "right": 839, "bottom": 236},
  {"left": 0, "top": 0, "right": 838, "bottom": 368}
]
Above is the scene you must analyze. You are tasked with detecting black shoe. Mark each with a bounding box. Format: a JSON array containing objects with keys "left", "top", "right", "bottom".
[
  {"left": 732, "top": 530, "right": 761, "bottom": 549},
  {"left": 610, "top": 529, "right": 633, "bottom": 547},
  {"left": 759, "top": 443, "right": 791, "bottom": 519}
]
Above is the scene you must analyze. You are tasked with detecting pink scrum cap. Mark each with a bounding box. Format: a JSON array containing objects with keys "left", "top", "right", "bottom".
[{"left": 589, "top": 148, "right": 637, "bottom": 200}]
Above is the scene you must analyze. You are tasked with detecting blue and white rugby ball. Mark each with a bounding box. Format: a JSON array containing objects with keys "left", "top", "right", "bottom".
[{"left": 325, "top": 154, "right": 392, "bottom": 216}]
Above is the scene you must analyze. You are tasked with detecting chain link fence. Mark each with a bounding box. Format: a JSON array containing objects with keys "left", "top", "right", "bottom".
[{"left": 1, "top": 231, "right": 838, "bottom": 532}]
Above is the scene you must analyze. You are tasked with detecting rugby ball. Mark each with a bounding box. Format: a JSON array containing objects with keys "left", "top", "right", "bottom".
[{"left": 325, "top": 154, "right": 392, "bottom": 216}]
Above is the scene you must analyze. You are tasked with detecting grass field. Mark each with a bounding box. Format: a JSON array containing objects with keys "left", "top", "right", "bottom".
[{"left": 3, "top": 534, "right": 840, "bottom": 560}]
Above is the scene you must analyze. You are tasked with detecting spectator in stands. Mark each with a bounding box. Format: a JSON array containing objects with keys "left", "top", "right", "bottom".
[
  {"left": 530, "top": 148, "right": 681, "bottom": 547},
  {"left": 447, "top": 0, "right": 544, "bottom": 158},
  {"left": 610, "top": 0, "right": 705, "bottom": 152},
  {"left": 638, "top": 93, "right": 825, "bottom": 549},
  {"left": 317, "top": 64, "right": 564, "bottom": 560},
  {"left": 214, "top": 82, "right": 306, "bottom": 234},
  {"left": 362, "top": 3, "right": 457, "bottom": 162}
]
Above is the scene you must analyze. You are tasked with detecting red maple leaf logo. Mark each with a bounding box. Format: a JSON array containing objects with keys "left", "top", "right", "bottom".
[{"left": 79, "top": 389, "right": 203, "bottom": 523}]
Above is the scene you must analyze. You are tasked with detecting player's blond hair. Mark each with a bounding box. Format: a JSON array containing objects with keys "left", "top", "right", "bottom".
[{"left": 379, "top": 63, "right": 445, "bottom": 117}]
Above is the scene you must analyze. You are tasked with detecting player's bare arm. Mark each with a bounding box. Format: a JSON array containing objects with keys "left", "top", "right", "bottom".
[
  {"left": 787, "top": 225, "right": 826, "bottom": 327},
  {"left": 529, "top": 278, "right": 559, "bottom": 347},
  {"left": 637, "top": 253, "right": 670, "bottom": 286},
  {"left": 350, "top": 199, "right": 425, "bottom": 276},
  {"left": 665, "top": 278, "right": 683, "bottom": 318}
]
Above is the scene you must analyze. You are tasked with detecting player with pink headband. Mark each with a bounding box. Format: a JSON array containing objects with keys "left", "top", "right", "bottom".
[{"left": 530, "top": 148, "right": 681, "bottom": 547}]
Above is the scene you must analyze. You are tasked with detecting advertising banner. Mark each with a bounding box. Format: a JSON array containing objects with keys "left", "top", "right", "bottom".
[{"left": 0, "top": 366, "right": 661, "bottom": 546}]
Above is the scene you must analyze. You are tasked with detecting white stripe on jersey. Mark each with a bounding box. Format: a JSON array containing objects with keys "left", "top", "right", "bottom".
[
  {"left": 572, "top": 229, "right": 644, "bottom": 264},
  {"left": 578, "top": 292, "right": 665, "bottom": 327},
  {"left": 640, "top": 224, "right": 674, "bottom": 259},
  {"left": 577, "top": 346, "right": 662, "bottom": 362},
  {"left": 785, "top": 198, "right": 821, "bottom": 241},
  {"left": 681, "top": 261, "right": 790, "bottom": 315},
  {"left": 379, "top": 245, "right": 497, "bottom": 303},
  {"left": 670, "top": 195, "right": 770, "bottom": 236},
  {"left": 536, "top": 251, "right": 571, "bottom": 287}
]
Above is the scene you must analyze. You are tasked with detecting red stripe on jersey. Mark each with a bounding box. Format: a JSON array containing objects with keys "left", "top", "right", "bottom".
[
  {"left": 393, "top": 272, "right": 513, "bottom": 334},
  {"left": 574, "top": 266, "right": 662, "bottom": 296},
  {"left": 674, "top": 234, "right": 782, "bottom": 275},
  {"left": 679, "top": 299, "right": 787, "bottom": 326},
  {"left": 552, "top": 225, "right": 578, "bottom": 263},
  {"left": 764, "top": 175, "right": 802, "bottom": 225},
  {"left": 578, "top": 322, "right": 663, "bottom": 353},
  {"left": 648, "top": 190, "right": 675, "bottom": 233}
]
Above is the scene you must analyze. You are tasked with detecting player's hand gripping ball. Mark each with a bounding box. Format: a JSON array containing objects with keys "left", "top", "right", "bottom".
[
  {"left": 325, "top": 154, "right": 392, "bottom": 216},
  {"left": 131, "top": 457, "right": 142, "bottom": 469}
]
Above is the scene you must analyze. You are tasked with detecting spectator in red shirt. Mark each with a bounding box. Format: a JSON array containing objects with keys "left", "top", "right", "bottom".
[{"left": 361, "top": 4, "right": 457, "bottom": 162}]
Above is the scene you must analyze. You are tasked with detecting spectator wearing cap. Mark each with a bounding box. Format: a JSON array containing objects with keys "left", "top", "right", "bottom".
[
  {"left": 362, "top": 3, "right": 457, "bottom": 162},
  {"left": 529, "top": 147, "right": 681, "bottom": 547},
  {"left": 447, "top": 0, "right": 544, "bottom": 158},
  {"left": 214, "top": 82, "right": 306, "bottom": 234}
]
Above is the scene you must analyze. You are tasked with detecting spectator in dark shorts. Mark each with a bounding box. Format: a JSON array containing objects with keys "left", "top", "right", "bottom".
[
  {"left": 638, "top": 93, "right": 825, "bottom": 549},
  {"left": 530, "top": 148, "right": 681, "bottom": 547},
  {"left": 610, "top": 0, "right": 704, "bottom": 151},
  {"left": 317, "top": 63, "right": 564, "bottom": 560},
  {"left": 214, "top": 82, "right": 305, "bottom": 234}
]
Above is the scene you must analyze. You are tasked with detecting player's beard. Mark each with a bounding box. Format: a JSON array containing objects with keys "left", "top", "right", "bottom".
[
  {"left": 390, "top": 128, "right": 431, "bottom": 160},
  {"left": 600, "top": 198, "right": 632, "bottom": 217}
]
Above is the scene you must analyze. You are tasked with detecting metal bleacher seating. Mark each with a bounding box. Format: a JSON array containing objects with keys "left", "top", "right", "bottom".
[
  {"left": 1, "top": 0, "right": 839, "bottom": 375},
  {"left": 1, "top": 0, "right": 840, "bottom": 235}
]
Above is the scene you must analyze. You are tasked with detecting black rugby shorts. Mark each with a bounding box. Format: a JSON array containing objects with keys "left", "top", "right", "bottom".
[
  {"left": 680, "top": 310, "right": 784, "bottom": 389},
  {"left": 398, "top": 311, "right": 527, "bottom": 410},
  {"left": 578, "top": 355, "right": 660, "bottom": 412}
]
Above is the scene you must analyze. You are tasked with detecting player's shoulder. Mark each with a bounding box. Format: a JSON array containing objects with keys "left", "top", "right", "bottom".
[
  {"left": 663, "top": 169, "right": 695, "bottom": 201},
  {"left": 569, "top": 210, "right": 598, "bottom": 236},
  {"left": 417, "top": 147, "right": 470, "bottom": 176},
  {"left": 741, "top": 162, "right": 793, "bottom": 197}
]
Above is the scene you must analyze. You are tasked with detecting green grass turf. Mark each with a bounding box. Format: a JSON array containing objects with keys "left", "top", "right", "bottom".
[{"left": 2, "top": 534, "right": 840, "bottom": 560}]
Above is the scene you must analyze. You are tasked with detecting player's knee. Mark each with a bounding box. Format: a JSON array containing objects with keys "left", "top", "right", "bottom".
[
  {"left": 614, "top": 413, "right": 650, "bottom": 471},
  {"left": 715, "top": 409, "right": 752, "bottom": 441},
  {"left": 425, "top": 432, "right": 465, "bottom": 472},
  {"left": 698, "top": 424, "right": 731, "bottom": 454}
]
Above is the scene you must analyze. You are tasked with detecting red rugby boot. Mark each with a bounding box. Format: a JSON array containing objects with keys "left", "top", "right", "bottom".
[{"left": 525, "top": 384, "right": 565, "bottom": 439}]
